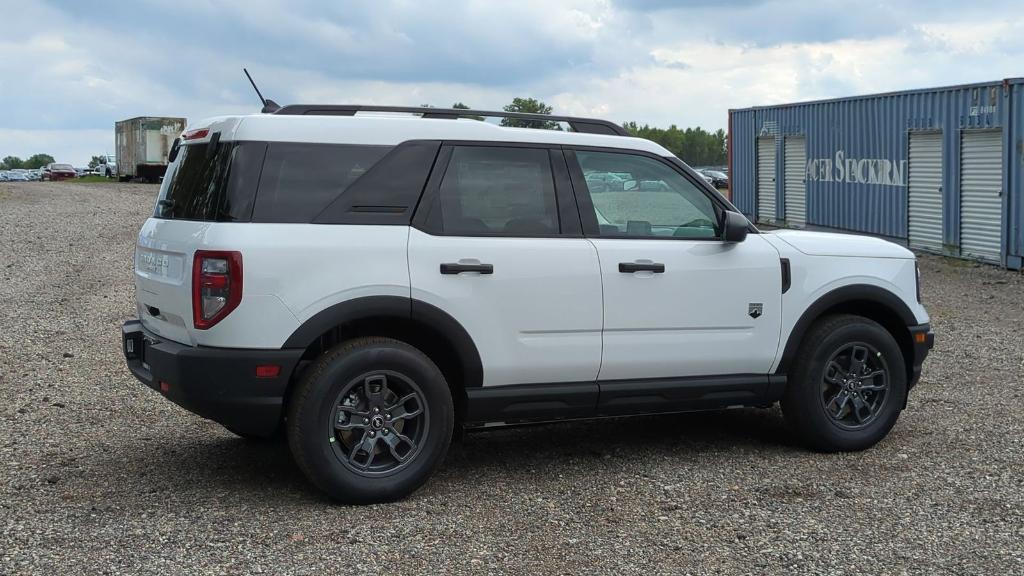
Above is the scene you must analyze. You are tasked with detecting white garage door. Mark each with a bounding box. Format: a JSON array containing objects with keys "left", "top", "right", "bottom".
[
  {"left": 757, "top": 137, "right": 776, "bottom": 224},
  {"left": 783, "top": 136, "right": 807, "bottom": 228},
  {"left": 908, "top": 131, "right": 943, "bottom": 252},
  {"left": 960, "top": 130, "right": 1003, "bottom": 263}
]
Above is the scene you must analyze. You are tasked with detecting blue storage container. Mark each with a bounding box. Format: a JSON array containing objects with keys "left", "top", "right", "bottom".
[{"left": 729, "top": 79, "right": 1024, "bottom": 269}]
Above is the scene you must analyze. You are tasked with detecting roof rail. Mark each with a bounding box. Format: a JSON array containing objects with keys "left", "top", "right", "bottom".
[{"left": 272, "top": 104, "right": 630, "bottom": 137}]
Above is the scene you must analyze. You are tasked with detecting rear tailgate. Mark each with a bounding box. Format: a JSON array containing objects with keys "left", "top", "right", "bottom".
[
  {"left": 135, "top": 117, "right": 247, "bottom": 346},
  {"left": 134, "top": 220, "right": 208, "bottom": 345}
]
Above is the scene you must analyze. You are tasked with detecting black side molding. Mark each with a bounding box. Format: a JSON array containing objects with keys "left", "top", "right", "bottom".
[
  {"left": 464, "top": 374, "right": 772, "bottom": 424},
  {"left": 781, "top": 258, "right": 791, "bottom": 294},
  {"left": 465, "top": 382, "right": 598, "bottom": 423}
]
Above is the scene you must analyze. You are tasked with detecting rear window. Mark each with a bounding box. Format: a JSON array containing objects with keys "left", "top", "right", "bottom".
[
  {"left": 155, "top": 142, "right": 267, "bottom": 221},
  {"left": 251, "top": 143, "right": 391, "bottom": 223},
  {"left": 154, "top": 140, "right": 391, "bottom": 223}
]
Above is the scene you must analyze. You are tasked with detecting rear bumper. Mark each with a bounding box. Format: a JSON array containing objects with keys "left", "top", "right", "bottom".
[
  {"left": 121, "top": 320, "right": 303, "bottom": 436},
  {"left": 907, "top": 323, "right": 934, "bottom": 389}
]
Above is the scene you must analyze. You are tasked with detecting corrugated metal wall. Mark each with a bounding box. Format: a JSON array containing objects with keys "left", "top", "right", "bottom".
[
  {"left": 783, "top": 136, "right": 807, "bottom": 227},
  {"left": 960, "top": 129, "right": 1003, "bottom": 261},
  {"left": 907, "top": 131, "right": 944, "bottom": 251},
  {"left": 729, "top": 79, "right": 1023, "bottom": 269},
  {"left": 1007, "top": 83, "right": 1024, "bottom": 270}
]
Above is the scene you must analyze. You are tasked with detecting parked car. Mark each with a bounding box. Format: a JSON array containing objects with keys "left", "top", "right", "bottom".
[
  {"left": 699, "top": 168, "right": 729, "bottom": 189},
  {"left": 0, "top": 171, "right": 8, "bottom": 181},
  {"left": 41, "top": 163, "right": 77, "bottom": 181},
  {"left": 121, "top": 104, "right": 933, "bottom": 504},
  {"left": 4, "top": 170, "right": 29, "bottom": 182}
]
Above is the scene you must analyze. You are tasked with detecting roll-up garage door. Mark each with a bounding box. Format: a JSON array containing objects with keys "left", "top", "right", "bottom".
[
  {"left": 907, "top": 131, "right": 943, "bottom": 252},
  {"left": 757, "top": 137, "right": 776, "bottom": 224},
  {"left": 960, "top": 130, "right": 1003, "bottom": 263},
  {"left": 783, "top": 136, "right": 806, "bottom": 228}
]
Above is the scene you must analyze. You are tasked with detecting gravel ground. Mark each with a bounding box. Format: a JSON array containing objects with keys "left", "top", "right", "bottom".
[{"left": 1, "top": 181, "right": 1022, "bottom": 575}]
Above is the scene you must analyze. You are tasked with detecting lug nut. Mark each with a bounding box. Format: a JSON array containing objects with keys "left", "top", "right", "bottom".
[
  {"left": 363, "top": 417, "right": 369, "bottom": 424},
  {"left": 369, "top": 431, "right": 376, "bottom": 438},
  {"left": 382, "top": 429, "right": 389, "bottom": 435}
]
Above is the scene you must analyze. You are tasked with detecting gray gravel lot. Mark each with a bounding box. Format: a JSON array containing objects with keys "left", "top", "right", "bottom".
[{"left": 1, "top": 181, "right": 1022, "bottom": 575}]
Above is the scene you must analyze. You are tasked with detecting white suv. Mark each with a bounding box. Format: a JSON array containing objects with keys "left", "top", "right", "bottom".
[{"left": 121, "top": 105, "right": 933, "bottom": 503}]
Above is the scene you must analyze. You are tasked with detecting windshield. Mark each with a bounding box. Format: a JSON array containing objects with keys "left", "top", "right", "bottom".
[{"left": 53, "top": 164, "right": 73, "bottom": 170}]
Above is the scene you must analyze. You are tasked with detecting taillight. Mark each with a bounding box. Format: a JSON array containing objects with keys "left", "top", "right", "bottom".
[{"left": 192, "top": 251, "right": 242, "bottom": 330}]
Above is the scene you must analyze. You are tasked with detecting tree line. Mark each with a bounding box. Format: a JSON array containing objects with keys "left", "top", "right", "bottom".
[
  {"left": 1, "top": 154, "right": 55, "bottom": 170},
  {"left": 622, "top": 122, "right": 727, "bottom": 167},
  {"left": 424, "top": 98, "right": 727, "bottom": 166}
]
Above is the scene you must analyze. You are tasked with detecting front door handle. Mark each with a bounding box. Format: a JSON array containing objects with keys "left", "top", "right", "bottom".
[
  {"left": 440, "top": 263, "right": 494, "bottom": 275},
  {"left": 618, "top": 262, "right": 665, "bottom": 273}
]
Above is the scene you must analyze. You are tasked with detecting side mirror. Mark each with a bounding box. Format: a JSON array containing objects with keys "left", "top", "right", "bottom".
[{"left": 722, "top": 210, "right": 749, "bottom": 243}]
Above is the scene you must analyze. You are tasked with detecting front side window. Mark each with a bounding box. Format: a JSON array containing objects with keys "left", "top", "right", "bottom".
[
  {"left": 576, "top": 151, "right": 719, "bottom": 239},
  {"left": 436, "top": 146, "right": 559, "bottom": 236}
]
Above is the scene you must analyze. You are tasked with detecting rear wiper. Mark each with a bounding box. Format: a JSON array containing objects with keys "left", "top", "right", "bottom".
[{"left": 157, "top": 199, "right": 175, "bottom": 216}]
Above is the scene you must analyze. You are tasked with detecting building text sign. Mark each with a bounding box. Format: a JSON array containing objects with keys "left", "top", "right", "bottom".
[{"left": 805, "top": 150, "right": 907, "bottom": 187}]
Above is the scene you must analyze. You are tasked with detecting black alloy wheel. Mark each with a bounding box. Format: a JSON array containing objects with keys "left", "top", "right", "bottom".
[
  {"left": 820, "top": 342, "right": 890, "bottom": 430},
  {"left": 330, "top": 371, "right": 429, "bottom": 476}
]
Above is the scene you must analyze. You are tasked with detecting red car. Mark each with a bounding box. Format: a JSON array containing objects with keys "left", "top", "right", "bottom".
[{"left": 42, "top": 163, "right": 77, "bottom": 181}]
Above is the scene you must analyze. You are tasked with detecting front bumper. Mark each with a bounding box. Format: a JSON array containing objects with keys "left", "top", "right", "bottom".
[
  {"left": 121, "top": 320, "right": 303, "bottom": 436},
  {"left": 907, "top": 323, "right": 934, "bottom": 389}
]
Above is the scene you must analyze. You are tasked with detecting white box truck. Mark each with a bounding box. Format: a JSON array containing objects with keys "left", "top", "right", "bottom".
[{"left": 115, "top": 117, "right": 186, "bottom": 182}]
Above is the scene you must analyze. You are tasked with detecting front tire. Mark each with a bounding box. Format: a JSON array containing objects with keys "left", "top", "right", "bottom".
[
  {"left": 782, "top": 314, "right": 907, "bottom": 452},
  {"left": 286, "top": 337, "right": 454, "bottom": 504}
]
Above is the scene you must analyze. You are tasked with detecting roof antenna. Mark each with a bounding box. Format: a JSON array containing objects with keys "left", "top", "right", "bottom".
[{"left": 244, "top": 68, "right": 280, "bottom": 113}]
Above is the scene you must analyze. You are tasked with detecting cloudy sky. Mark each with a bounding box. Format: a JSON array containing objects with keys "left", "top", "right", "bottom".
[{"left": 2, "top": 0, "right": 1022, "bottom": 165}]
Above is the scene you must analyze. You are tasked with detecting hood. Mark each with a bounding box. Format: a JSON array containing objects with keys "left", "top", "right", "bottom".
[{"left": 768, "top": 229, "right": 914, "bottom": 259}]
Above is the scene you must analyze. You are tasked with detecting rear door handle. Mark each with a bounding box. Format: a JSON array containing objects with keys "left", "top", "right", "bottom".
[
  {"left": 440, "top": 263, "right": 494, "bottom": 275},
  {"left": 618, "top": 262, "right": 665, "bottom": 273}
]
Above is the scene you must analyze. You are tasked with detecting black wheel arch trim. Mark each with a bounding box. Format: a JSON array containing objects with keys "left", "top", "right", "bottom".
[
  {"left": 281, "top": 295, "right": 484, "bottom": 389},
  {"left": 775, "top": 284, "right": 917, "bottom": 376}
]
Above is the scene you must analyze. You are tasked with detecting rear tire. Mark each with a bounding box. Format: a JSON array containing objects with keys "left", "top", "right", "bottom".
[
  {"left": 286, "top": 337, "right": 454, "bottom": 504},
  {"left": 782, "top": 314, "right": 906, "bottom": 452}
]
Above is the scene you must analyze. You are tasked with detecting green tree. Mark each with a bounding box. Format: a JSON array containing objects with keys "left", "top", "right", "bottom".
[
  {"left": 88, "top": 155, "right": 107, "bottom": 169},
  {"left": 23, "top": 154, "right": 55, "bottom": 169},
  {"left": 451, "top": 101, "right": 483, "bottom": 120},
  {"left": 1, "top": 156, "right": 24, "bottom": 170},
  {"left": 622, "top": 122, "right": 727, "bottom": 166},
  {"left": 501, "top": 97, "right": 559, "bottom": 129}
]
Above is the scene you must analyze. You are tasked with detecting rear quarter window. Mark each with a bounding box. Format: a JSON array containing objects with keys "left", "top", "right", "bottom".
[
  {"left": 251, "top": 143, "right": 392, "bottom": 223},
  {"left": 155, "top": 142, "right": 266, "bottom": 222}
]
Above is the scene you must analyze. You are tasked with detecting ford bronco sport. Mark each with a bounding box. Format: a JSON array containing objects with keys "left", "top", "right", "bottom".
[{"left": 122, "top": 105, "right": 933, "bottom": 503}]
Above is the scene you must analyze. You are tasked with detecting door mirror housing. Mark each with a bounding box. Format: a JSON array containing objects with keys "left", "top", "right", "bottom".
[{"left": 721, "top": 210, "right": 749, "bottom": 243}]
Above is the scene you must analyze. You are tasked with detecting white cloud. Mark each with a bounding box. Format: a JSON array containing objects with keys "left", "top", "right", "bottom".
[{"left": 2, "top": 1, "right": 1023, "bottom": 165}]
